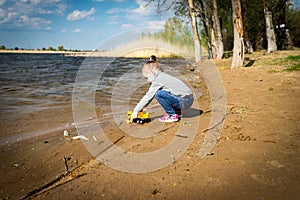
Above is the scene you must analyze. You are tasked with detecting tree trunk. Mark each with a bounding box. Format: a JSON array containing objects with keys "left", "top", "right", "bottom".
[
  {"left": 202, "top": 20, "right": 212, "bottom": 59},
  {"left": 231, "top": 0, "right": 244, "bottom": 69},
  {"left": 264, "top": 6, "right": 277, "bottom": 53},
  {"left": 285, "top": 29, "right": 294, "bottom": 50},
  {"left": 188, "top": 0, "right": 202, "bottom": 63},
  {"left": 198, "top": 0, "right": 211, "bottom": 59},
  {"left": 200, "top": 0, "right": 216, "bottom": 59},
  {"left": 212, "top": 0, "right": 224, "bottom": 59},
  {"left": 244, "top": 37, "right": 253, "bottom": 54},
  {"left": 210, "top": 25, "right": 217, "bottom": 59}
]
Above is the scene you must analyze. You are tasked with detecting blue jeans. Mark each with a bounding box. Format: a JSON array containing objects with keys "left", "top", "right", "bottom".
[{"left": 155, "top": 90, "right": 194, "bottom": 115}]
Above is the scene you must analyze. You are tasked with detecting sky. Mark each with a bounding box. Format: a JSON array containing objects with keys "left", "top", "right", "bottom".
[{"left": 0, "top": 0, "right": 174, "bottom": 50}]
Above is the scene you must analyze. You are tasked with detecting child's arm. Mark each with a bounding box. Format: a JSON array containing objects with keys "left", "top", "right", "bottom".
[{"left": 133, "top": 82, "right": 161, "bottom": 114}]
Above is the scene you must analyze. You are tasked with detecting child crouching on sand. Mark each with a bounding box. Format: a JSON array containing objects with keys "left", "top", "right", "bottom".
[{"left": 131, "top": 60, "right": 194, "bottom": 122}]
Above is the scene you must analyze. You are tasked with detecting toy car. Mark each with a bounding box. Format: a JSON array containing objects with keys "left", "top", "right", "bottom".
[{"left": 126, "top": 111, "right": 151, "bottom": 124}]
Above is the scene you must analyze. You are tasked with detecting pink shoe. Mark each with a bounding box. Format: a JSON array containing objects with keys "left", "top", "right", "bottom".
[{"left": 159, "top": 114, "right": 179, "bottom": 122}]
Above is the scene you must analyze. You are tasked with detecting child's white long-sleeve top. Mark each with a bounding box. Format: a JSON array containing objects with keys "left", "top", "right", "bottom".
[{"left": 133, "top": 71, "right": 192, "bottom": 113}]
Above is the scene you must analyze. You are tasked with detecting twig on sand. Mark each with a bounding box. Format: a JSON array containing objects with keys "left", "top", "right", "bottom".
[
  {"left": 202, "top": 115, "right": 226, "bottom": 132},
  {"left": 63, "top": 156, "right": 70, "bottom": 175}
]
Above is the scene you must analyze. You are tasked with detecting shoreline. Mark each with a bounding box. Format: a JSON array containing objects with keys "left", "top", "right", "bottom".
[
  {"left": 0, "top": 49, "right": 94, "bottom": 57},
  {"left": 0, "top": 49, "right": 190, "bottom": 58},
  {"left": 0, "top": 49, "right": 80, "bottom": 54}
]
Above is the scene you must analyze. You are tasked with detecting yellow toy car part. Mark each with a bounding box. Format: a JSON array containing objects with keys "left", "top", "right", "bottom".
[{"left": 126, "top": 111, "right": 151, "bottom": 124}]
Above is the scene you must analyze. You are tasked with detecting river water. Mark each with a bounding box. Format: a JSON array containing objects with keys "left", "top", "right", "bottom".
[
  {"left": 0, "top": 53, "right": 200, "bottom": 147},
  {"left": 0, "top": 53, "right": 193, "bottom": 120}
]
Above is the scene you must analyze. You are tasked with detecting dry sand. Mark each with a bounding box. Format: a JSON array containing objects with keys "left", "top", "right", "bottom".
[{"left": 0, "top": 50, "right": 299, "bottom": 200}]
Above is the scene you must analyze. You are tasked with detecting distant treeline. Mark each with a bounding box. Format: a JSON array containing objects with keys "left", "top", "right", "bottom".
[{"left": 0, "top": 45, "right": 89, "bottom": 52}]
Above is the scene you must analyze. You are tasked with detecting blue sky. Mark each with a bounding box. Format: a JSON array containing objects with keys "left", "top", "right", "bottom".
[{"left": 0, "top": 0, "right": 174, "bottom": 50}]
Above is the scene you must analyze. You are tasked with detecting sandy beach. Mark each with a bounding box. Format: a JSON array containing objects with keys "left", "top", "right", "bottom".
[{"left": 0, "top": 50, "right": 299, "bottom": 199}]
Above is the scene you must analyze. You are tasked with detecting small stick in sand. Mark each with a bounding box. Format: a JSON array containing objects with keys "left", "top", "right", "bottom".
[{"left": 63, "top": 156, "right": 69, "bottom": 175}]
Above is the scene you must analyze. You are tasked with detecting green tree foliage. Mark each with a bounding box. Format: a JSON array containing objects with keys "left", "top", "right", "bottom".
[
  {"left": 0, "top": 45, "right": 6, "bottom": 50},
  {"left": 240, "top": 0, "right": 266, "bottom": 50},
  {"left": 236, "top": 0, "right": 298, "bottom": 50},
  {"left": 47, "top": 46, "right": 56, "bottom": 51},
  {"left": 286, "top": 4, "right": 300, "bottom": 47},
  {"left": 58, "top": 45, "right": 65, "bottom": 51},
  {"left": 142, "top": 17, "right": 194, "bottom": 50},
  {"left": 216, "top": 0, "right": 233, "bottom": 51}
]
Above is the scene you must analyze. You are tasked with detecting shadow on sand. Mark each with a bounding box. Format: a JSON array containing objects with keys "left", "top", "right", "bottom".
[{"left": 182, "top": 108, "right": 203, "bottom": 118}]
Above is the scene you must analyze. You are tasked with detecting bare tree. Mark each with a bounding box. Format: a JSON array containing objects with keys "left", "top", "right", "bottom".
[
  {"left": 231, "top": 0, "right": 244, "bottom": 69},
  {"left": 159, "top": 0, "right": 223, "bottom": 61},
  {"left": 188, "top": 0, "right": 202, "bottom": 62},
  {"left": 201, "top": 1, "right": 217, "bottom": 59},
  {"left": 197, "top": 0, "right": 212, "bottom": 59},
  {"left": 264, "top": 3, "right": 277, "bottom": 53},
  {"left": 197, "top": 0, "right": 223, "bottom": 59},
  {"left": 244, "top": 38, "right": 254, "bottom": 53},
  {"left": 150, "top": 0, "right": 202, "bottom": 62},
  {"left": 212, "top": 0, "right": 224, "bottom": 59}
]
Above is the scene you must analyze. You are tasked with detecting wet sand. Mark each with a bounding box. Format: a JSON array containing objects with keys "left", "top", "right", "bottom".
[{"left": 1, "top": 50, "right": 300, "bottom": 199}]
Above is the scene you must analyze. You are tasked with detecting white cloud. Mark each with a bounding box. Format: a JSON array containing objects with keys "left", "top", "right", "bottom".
[
  {"left": 0, "top": 0, "right": 66, "bottom": 30},
  {"left": 130, "top": 0, "right": 150, "bottom": 15},
  {"left": 107, "top": 15, "right": 119, "bottom": 24},
  {"left": 72, "top": 29, "right": 82, "bottom": 33},
  {"left": 144, "top": 20, "right": 165, "bottom": 29},
  {"left": 14, "top": 15, "right": 51, "bottom": 29},
  {"left": 67, "top": 7, "right": 96, "bottom": 21},
  {"left": 105, "top": 0, "right": 151, "bottom": 17},
  {"left": 30, "top": 0, "right": 41, "bottom": 5},
  {"left": 106, "top": 0, "right": 168, "bottom": 22},
  {"left": 45, "top": 26, "right": 51, "bottom": 30},
  {"left": 0, "top": 10, "right": 18, "bottom": 24},
  {"left": 0, "top": 9, "right": 4, "bottom": 18},
  {"left": 108, "top": 21, "right": 118, "bottom": 24},
  {"left": 61, "top": 29, "right": 67, "bottom": 32},
  {"left": 0, "top": 0, "right": 6, "bottom": 6},
  {"left": 36, "top": 3, "right": 66, "bottom": 15},
  {"left": 106, "top": 7, "right": 133, "bottom": 15},
  {"left": 19, "top": 15, "right": 30, "bottom": 22},
  {"left": 106, "top": 8, "right": 122, "bottom": 14},
  {"left": 121, "top": 24, "right": 134, "bottom": 29}
]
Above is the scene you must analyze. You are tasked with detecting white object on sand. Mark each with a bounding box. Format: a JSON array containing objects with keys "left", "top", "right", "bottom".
[
  {"left": 63, "top": 130, "right": 69, "bottom": 137},
  {"left": 93, "top": 135, "right": 97, "bottom": 141},
  {"left": 71, "top": 135, "right": 89, "bottom": 141}
]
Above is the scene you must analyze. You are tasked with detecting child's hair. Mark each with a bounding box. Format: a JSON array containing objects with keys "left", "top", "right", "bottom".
[
  {"left": 150, "top": 55, "right": 157, "bottom": 62},
  {"left": 143, "top": 60, "right": 162, "bottom": 73}
]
